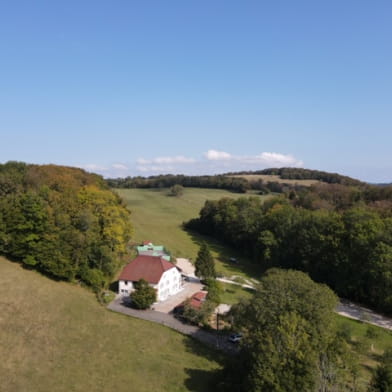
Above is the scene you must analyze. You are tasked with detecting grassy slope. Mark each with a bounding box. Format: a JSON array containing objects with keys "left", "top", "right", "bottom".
[
  {"left": 0, "top": 257, "right": 221, "bottom": 392},
  {"left": 334, "top": 315, "right": 392, "bottom": 389},
  {"left": 116, "top": 187, "right": 270, "bottom": 280}
]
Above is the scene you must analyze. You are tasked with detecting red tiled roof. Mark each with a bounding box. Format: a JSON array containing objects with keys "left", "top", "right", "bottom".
[
  {"left": 119, "top": 255, "right": 175, "bottom": 284},
  {"left": 190, "top": 291, "right": 207, "bottom": 309},
  {"left": 143, "top": 240, "right": 152, "bottom": 245}
]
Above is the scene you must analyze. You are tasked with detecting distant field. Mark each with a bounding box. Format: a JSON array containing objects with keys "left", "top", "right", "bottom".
[
  {"left": 229, "top": 174, "right": 320, "bottom": 186},
  {"left": 0, "top": 257, "right": 221, "bottom": 392},
  {"left": 115, "top": 188, "right": 270, "bottom": 279}
]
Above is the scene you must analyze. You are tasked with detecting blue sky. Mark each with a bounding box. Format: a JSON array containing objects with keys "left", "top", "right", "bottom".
[{"left": 0, "top": 1, "right": 391, "bottom": 182}]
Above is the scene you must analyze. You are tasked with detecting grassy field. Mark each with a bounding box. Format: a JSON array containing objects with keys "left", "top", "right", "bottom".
[
  {"left": 229, "top": 174, "right": 320, "bottom": 186},
  {"left": 219, "top": 282, "right": 254, "bottom": 305},
  {"left": 0, "top": 256, "right": 222, "bottom": 392},
  {"left": 334, "top": 314, "right": 392, "bottom": 389},
  {"left": 116, "top": 187, "right": 269, "bottom": 280}
]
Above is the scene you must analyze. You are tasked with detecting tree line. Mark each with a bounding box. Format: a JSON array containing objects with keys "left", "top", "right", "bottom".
[
  {"left": 185, "top": 185, "right": 392, "bottom": 314},
  {"left": 106, "top": 173, "right": 312, "bottom": 194},
  {"left": 0, "top": 161, "right": 133, "bottom": 291},
  {"left": 226, "top": 167, "right": 364, "bottom": 186}
]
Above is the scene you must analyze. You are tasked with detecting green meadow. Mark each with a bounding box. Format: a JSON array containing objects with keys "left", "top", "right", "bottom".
[
  {"left": 0, "top": 257, "right": 222, "bottom": 392},
  {"left": 115, "top": 187, "right": 270, "bottom": 280}
]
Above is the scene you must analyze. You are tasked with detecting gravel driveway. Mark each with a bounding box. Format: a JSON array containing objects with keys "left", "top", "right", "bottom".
[
  {"left": 108, "top": 297, "right": 238, "bottom": 355},
  {"left": 336, "top": 300, "right": 392, "bottom": 330}
]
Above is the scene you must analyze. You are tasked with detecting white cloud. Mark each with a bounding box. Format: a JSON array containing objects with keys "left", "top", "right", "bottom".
[
  {"left": 83, "top": 163, "right": 108, "bottom": 172},
  {"left": 136, "top": 158, "right": 151, "bottom": 165},
  {"left": 205, "top": 150, "right": 232, "bottom": 161},
  {"left": 137, "top": 155, "right": 196, "bottom": 165},
  {"left": 251, "top": 152, "right": 303, "bottom": 166},
  {"left": 81, "top": 150, "right": 303, "bottom": 178},
  {"left": 136, "top": 165, "right": 174, "bottom": 173},
  {"left": 204, "top": 150, "right": 302, "bottom": 167},
  {"left": 112, "top": 163, "right": 128, "bottom": 170},
  {"left": 155, "top": 156, "right": 196, "bottom": 164}
]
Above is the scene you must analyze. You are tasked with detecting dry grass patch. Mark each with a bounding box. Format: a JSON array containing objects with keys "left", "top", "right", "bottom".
[{"left": 229, "top": 174, "right": 320, "bottom": 186}]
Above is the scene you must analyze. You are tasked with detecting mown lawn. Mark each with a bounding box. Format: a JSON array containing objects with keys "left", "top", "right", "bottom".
[
  {"left": 0, "top": 257, "right": 222, "bottom": 392},
  {"left": 115, "top": 187, "right": 269, "bottom": 280},
  {"left": 219, "top": 282, "right": 254, "bottom": 305}
]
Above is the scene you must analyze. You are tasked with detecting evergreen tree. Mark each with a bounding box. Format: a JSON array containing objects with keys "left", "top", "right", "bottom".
[
  {"left": 195, "top": 242, "right": 216, "bottom": 280},
  {"left": 131, "top": 279, "right": 157, "bottom": 309}
]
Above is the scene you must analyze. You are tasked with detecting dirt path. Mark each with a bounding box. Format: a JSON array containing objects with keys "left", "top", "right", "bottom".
[{"left": 336, "top": 300, "right": 392, "bottom": 330}]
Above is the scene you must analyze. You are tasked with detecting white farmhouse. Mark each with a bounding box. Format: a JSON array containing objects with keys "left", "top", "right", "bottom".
[{"left": 118, "top": 255, "right": 182, "bottom": 301}]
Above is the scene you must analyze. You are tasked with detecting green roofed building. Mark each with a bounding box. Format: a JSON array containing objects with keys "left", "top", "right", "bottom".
[{"left": 137, "top": 241, "right": 171, "bottom": 261}]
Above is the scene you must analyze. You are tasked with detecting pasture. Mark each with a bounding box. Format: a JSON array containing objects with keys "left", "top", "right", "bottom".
[
  {"left": 115, "top": 187, "right": 270, "bottom": 280},
  {"left": 0, "top": 257, "right": 222, "bottom": 392}
]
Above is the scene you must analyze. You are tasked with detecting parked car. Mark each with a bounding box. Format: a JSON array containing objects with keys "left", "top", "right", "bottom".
[{"left": 228, "top": 333, "right": 243, "bottom": 343}]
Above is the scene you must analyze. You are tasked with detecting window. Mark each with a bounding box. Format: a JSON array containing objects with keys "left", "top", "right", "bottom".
[{"left": 124, "top": 281, "right": 128, "bottom": 285}]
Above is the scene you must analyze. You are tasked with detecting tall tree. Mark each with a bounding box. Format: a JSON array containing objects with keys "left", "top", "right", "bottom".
[
  {"left": 195, "top": 242, "right": 216, "bottom": 280},
  {"left": 229, "top": 269, "right": 349, "bottom": 392}
]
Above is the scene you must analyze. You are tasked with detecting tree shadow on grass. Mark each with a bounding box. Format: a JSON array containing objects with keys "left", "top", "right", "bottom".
[
  {"left": 183, "top": 228, "right": 262, "bottom": 279},
  {"left": 181, "top": 334, "right": 229, "bottom": 392},
  {"left": 183, "top": 367, "right": 224, "bottom": 392}
]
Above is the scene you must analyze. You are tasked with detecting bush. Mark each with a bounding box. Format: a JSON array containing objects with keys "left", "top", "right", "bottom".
[
  {"left": 99, "top": 291, "right": 115, "bottom": 304},
  {"left": 168, "top": 184, "right": 184, "bottom": 197},
  {"left": 182, "top": 299, "right": 215, "bottom": 326}
]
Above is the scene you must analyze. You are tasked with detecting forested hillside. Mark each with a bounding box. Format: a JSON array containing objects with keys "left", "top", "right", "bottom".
[
  {"left": 0, "top": 162, "right": 132, "bottom": 290},
  {"left": 254, "top": 167, "right": 364, "bottom": 186},
  {"left": 186, "top": 182, "right": 392, "bottom": 314}
]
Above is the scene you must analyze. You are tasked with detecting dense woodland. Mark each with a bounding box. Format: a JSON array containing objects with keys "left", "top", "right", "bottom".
[
  {"left": 0, "top": 162, "right": 132, "bottom": 290},
  {"left": 186, "top": 181, "right": 392, "bottom": 314}
]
